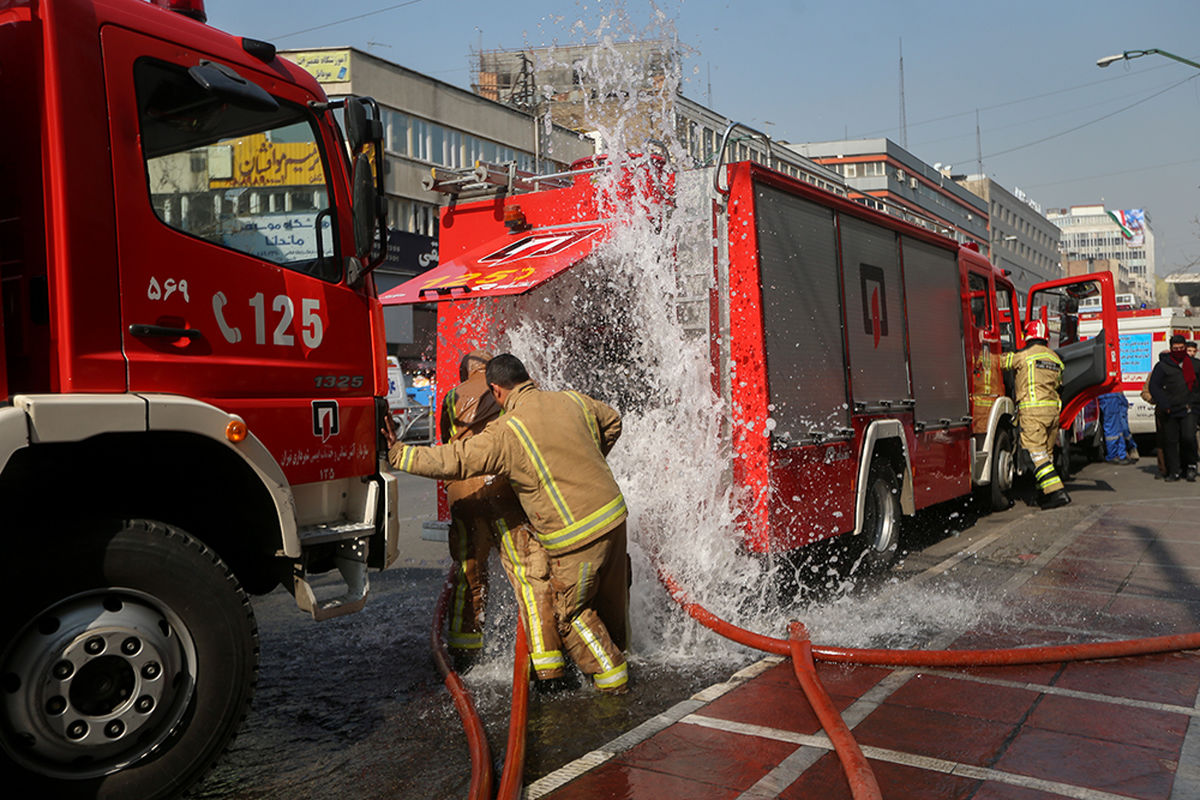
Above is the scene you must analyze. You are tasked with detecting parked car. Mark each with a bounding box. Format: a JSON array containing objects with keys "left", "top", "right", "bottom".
[{"left": 386, "top": 358, "right": 434, "bottom": 443}]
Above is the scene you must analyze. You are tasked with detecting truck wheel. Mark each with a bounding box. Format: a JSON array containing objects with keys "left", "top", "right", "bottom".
[
  {"left": 988, "top": 427, "right": 1016, "bottom": 511},
  {"left": 854, "top": 460, "right": 901, "bottom": 573},
  {"left": 1054, "top": 430, "right": 1072, "bottom": 482},
  {"left": 0, "top": 519, "right": 258, "bottom": 800}
]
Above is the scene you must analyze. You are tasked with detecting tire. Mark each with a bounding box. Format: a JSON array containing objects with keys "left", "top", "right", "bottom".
[
  {"left": 1054, "top": 430, "right": 1072, "bottom": 482},
  {"left": 0, "top": 519, "right": 258, "bottom": 800},
  {"left": 987, "top": 427, "right": 1016, "bottom": 511},
  {"left": 852, "top": 459, "right": 902, "bottom": 573}
]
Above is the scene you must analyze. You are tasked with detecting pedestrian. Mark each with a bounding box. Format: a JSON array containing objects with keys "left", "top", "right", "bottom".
[
  {"left": 1141, "top": 372, "right": 1167, "bottom": 478},
  {"left": 1001, "top": 319, "right": 1070, "bottom": 509},
  {"left": 1146, "top": 334, "right": 1200, "bottom": 482},
  {"left": 1097, "top": 391, "right": 1137, "bottom": 465},
  {"left": 432, "top": 350, "right": 563, "bottom": 680},
  {"left": 385, "top": 354, "right": 631, "bottom": 694}
]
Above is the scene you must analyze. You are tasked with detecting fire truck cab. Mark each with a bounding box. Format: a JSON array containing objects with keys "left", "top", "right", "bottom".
[{"left": 0, "top": 1, "right": 396, "bottom": 796}]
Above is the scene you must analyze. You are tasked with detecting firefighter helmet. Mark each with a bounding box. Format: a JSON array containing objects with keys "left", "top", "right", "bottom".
[{"left": 1025, "top": 319, "right": 1048, "bottom": 340}]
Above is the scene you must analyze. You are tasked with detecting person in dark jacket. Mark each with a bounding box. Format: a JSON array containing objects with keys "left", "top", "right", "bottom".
[{"left": 1147, "top": 334, "right": 1200, "bottom": 481}]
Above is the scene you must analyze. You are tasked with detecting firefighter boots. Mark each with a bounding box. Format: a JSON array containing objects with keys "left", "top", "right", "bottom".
[{"left": 1040, "top": 489, "right": 1071, "bottom": 510}]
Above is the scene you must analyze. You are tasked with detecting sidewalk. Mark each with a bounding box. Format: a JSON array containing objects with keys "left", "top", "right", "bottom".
[{"left": 527, "top": 499, "right": 1200, "bottom": 800}]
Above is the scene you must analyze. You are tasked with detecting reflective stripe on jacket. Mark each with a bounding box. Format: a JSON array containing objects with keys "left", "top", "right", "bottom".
[
  {"left": 391, "top": 381, "right": 624, "bottom": 553},
  {"left": 1000, "top": 343, "right": 1063, "bottom": 410}
]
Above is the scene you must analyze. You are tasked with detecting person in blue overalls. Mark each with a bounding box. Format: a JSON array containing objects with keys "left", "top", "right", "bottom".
[{"left": 1098, "top": 391, "right": 1138, "bottom": 465}]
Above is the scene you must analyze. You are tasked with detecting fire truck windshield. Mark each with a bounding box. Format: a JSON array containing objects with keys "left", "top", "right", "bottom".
[{"left": 135, "top": 58, "right": 341, "bottom": 282}]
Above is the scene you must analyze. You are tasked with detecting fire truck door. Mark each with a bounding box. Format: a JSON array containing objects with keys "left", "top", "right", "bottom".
[
  {"left": 101, "top": 28, "right": 375, "bottom": 483},
  {"left": 1026, "top": 272, "right": 1119, "bottom": 428}
]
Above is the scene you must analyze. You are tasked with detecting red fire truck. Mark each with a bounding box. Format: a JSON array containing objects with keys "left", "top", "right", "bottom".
[
  {"left": 1, "top": 1, "right": 397, "bottom": 796},
  {"left": 384, "top": 141, "right": 1119, "bottom": 569}
]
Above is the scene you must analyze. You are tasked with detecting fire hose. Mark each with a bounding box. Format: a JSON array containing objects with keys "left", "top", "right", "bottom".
[
  {"left": 438, "top": 559, "right": 1200, "bottom": 800},
  {"left": 432, "top": 568, "right": 531, "bottom": 800},
  {"left": 431, "top": 571, "right": 493, "bottom": 800},
  {"left": 659, "top": 569, "right": 1200, "bottom": 799}
]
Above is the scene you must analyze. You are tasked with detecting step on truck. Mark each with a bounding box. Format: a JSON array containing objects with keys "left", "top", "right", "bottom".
[
  {"left": 0, "top": 1, "right": 398, "bottom": 797},
  {"left": 381, "top": 127, "right": 1119, "bottom": 571}
]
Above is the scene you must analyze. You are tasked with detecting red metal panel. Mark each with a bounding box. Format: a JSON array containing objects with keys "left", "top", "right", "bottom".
[
  {"left": 725, "top": 163, "right": 773, "bottom": 550},
  {"left": 379, "top": 224, "right": 608, "bottom": 305},
  {"left": 39, "top": 0, "right": 126, "bottom": 392},
  {"left": 431, "top": 297, "right": 497, "bottom": 521},
  {"left": 767, "top": 442, "right": 857, "bottom": 550},
  {"left": 909, "top": 426, "right": 972, "bottom": 509}
]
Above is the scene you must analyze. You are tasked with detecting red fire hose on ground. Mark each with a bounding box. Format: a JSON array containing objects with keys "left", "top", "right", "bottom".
[
  {"left": 432, "top": 568, "right": 531, "bottom": 800},
  {"left": 496, "top": 620, "right": 530, "bottom": 800},
  {"left": 660, "top": 569, "right": 1200, "bottom": 799},
  {"left": 431, "top": 571, "right": 493, "bottom": 800},
  {"left": 436, "top": 558, "right": 1200, "bottom": 799}
]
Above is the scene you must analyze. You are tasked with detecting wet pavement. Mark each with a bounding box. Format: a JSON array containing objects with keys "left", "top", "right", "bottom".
[
  {"left": 188, "top": 459, "right": 1200, "bottom": 799},
  {"left": 531, "top": 493, "right": 1200, "bottom": 800}
]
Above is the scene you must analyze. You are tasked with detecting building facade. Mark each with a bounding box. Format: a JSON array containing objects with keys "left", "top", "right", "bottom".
[
  {"left": 957, "top": 176, "right": 1062, "bottom": 296},
  {"left": 1047, "top": 204, "right": 1155, "bottom": 306},
  {"left": 787, "top": 139, "right": 989, "bottom": 249},
  {"left": 470, "top": 42, "right": 845, "bottom": 194},
  {"left": 285, "top": 48, "right": 593, "bottom": 364}
]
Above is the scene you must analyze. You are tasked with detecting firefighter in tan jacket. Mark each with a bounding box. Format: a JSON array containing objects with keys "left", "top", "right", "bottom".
[
  {"left": 386, "top": 354, "right": 630, "bottom": 693},
  {"left": 1001, "top": 319, "right": 1070, "bottom": 509},
  {"left": 438, "top": 350, "right": 566, "bottom": 676}
]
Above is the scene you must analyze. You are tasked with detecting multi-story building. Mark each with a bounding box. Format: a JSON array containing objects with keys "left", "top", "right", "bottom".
[
  {"left": 787, "top": 138, "right": 989, "bottom": 250},
  {"left": 1047, "top": 204, "right": 1155, "bottom": 306},
  {"left": 285, "top": 47, "right": 593, "bottom": 363},
  {"left": 957, "top": 176, "right": 1062, "bottom": 295}
]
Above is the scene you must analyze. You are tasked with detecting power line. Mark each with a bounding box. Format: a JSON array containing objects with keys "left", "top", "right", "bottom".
[
  {"left": 1021, "top": 156, "right": 1200, "bottom": 190},
  {"left": 909, "top": 74, "right": 1195, "bottom": 150},
  {"left": 273, "top": 0, "right": 427, "bottom": 40},
  {"left": 952, "top": 72, "right": 1199, "bottom": 164},
  {"left": 850, "top": 60, "right": 1177, "bottom": 139}
]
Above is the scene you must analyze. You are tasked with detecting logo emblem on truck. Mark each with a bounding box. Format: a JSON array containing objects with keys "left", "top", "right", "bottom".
[
  {"left": 859, "top": 264, "right": 888, "bottom": 347},
  {"left": 478, "top": 226, "right": 604, "bottom": 266},
  {"left": 312, "top": 400, "right": 340, "bottom": 442}
]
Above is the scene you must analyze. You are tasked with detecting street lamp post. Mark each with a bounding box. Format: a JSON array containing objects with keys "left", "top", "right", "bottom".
[{"left": 1097, "top": 49, "right": 1200, "bottom": 70}]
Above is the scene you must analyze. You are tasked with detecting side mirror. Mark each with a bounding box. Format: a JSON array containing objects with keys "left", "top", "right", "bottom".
[
  {"left": 345, "top": 97, "right": 383, "bottom": 155},
  {"left": 352, "top": 153, "right": 376, "bottom": 259},
  {"left": 187, "top": 61, "right": 278, "bottom": 112}
]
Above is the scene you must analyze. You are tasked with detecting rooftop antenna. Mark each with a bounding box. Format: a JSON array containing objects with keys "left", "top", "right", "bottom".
[
  {"left": 975, "top": 109, "right": 982, "bottom": 177},
  {"left": 898, "top": 38, "right": 908, "bottom": 148},
  {"left": 706, "top": 62, "right": 713, "bottom": 107}
]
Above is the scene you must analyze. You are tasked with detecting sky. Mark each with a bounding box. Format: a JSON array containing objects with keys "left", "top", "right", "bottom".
[{"left": 204, "top": 0, "right": 1200, "bottom": 276}]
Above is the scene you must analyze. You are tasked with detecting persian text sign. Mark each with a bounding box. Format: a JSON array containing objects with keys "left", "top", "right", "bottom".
[{"left": 288, "top": 50, "right": 352, "bottom": 84}]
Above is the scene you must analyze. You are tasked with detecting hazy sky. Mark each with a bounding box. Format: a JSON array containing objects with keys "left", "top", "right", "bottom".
[{"left": 205, "top": 0, "right": 1200, "bottom": 275}]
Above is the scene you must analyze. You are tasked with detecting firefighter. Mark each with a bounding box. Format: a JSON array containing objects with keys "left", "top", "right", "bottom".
[
  {"left": 385, "top": 354, "right": 630, "bottom": 694},
  {"left": 433, "top": 350, "right": 565, "bottom": 679},
  {"left": 1001, "top": 319, "right": 1070, "bottom": 509}
]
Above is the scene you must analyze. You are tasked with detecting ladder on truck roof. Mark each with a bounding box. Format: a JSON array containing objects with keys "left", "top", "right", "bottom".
[{"left": 423, "top": 160, "right": 582, "bottom": 198}]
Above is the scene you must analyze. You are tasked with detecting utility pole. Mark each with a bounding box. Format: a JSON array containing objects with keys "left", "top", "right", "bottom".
[
  {"left": 975, "top": 109, "right": 982, "bottom": 177},
  {"left": 898, "top": 38, "right": 908, "bottom": 148}
]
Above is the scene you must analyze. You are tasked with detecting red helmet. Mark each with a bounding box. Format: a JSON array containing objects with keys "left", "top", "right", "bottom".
[{"left": 1025, "top": 319, "right": 1048, "bottom": 340}]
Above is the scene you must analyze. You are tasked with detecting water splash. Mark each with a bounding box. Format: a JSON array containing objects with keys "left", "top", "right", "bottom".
[{"left": 466, "top": 1, "right": 992, "bottom": 671}]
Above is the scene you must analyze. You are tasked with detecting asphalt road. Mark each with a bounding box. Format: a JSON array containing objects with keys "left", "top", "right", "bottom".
[{"left": 186, "top": 455, "right": 1180, "bottom": 799}]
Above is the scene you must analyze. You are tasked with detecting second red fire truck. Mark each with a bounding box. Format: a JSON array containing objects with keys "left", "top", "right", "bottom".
[{"left": 382, "top": 134, "right": 1120, "bottom": 571}]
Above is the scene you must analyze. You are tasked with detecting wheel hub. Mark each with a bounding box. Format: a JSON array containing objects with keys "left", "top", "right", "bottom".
[
  {"left": 868, "top": 480, "right": 898, "bottom": 554},
  {"left": 995, "top": 447, "right": 1015, "bottom": 493},
  {"left": 1, "top": 590, "right": 196, "bottom": 779}
]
